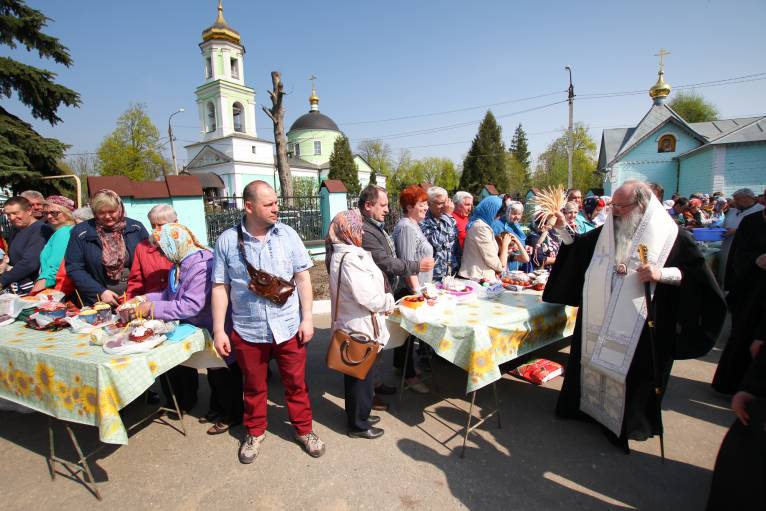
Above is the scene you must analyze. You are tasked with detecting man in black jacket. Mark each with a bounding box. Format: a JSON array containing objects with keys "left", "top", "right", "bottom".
[
  {"left": 358, "top": 185, "right": 434, "bottom": 404},
  {"left": 1, "top": 196, "right": 51, "bottom": 294},
  {"left": 358, "top": 185, "right": 433, "bottom": 291}
]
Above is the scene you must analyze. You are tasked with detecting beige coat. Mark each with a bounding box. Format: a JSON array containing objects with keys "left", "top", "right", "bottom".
[
  {"left": 458, "top": 220, "right": 503, "bottom": 281},
  {"left": 329, "top": 244, "right": 395, "bottom": 346}
]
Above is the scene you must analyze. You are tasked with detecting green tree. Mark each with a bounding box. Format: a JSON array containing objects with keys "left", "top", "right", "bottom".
[
  {"left": 410, "top": 157, "right": 459, "bottom": 191},
  {"left": 459, "top": 111, "right": 507, "bottom": 195},
  {"left": 292, "top": 176, "right": 318, "bottom": 196},
  {"left": 532, "top": 123, "right": 599, "bottom": 192},
  {"left": 0, "top": 0, "right": 80, "bottom": 192},
  {"left": 328, "top": 135, "right": 360, "bottom": 195},
  {"left": 508, "top": 123, "right": 531, "bottom": 192},
  {"left": 97, "top": 103, "right": 167, "bottom": 181},
  {"left": 668, "top": 91, "right": 719, "bottom": 123},
  {"left": 357, "top": 139, "right": 393, "bottom": 187}
]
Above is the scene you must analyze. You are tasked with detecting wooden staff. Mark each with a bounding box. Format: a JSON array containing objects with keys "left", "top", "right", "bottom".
[{"left": 638, "top": 243, "right": 665, "bottom": 463}]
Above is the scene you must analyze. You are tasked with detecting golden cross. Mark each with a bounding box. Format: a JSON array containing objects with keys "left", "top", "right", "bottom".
[
  {"left": 309, "top": 75, "right": 317, "bottom": 90},
  {"left": 654, "top": 48, "right": 670, "bottom": 71}
]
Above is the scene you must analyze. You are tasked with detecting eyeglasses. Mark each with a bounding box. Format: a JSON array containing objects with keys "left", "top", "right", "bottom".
[
  {"left": 44, "top": 210, "right": 61, "bottom": 218},
  {"left": 610, "top": 201, "right": 636, "bottom": 210}
]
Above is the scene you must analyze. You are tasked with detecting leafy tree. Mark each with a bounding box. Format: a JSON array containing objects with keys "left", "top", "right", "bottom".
[
  {"left": 505, "top": 153, "right": 528, "bottom": 196},
  {"left": 328, "top": 135, "right": 360, "bottom": 195},
  {"left": 357, "top": 139, "right": 393, "bottom": 186},
  {"left": 292, "top": 176, "right": 318, "bottom": 196},
  {"left": 532, "top": 123, "right": 599, "bottom": 192},
  {"left": 0, "top": 0, "right": 80, "bottom": 192},
  {"left": 96, "top": 103, "right": 167, "bottom": 181},
  {"left": 459, "top": 111, "right": 508, "bottom": 195},
  {"left": 668, "top": 91, "right": 719, "bottom": 123}
]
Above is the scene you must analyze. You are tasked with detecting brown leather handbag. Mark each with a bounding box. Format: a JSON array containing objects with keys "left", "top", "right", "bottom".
[
  {"left": 237, "top": 221, "right": 296, "bottom": 306},
  {"left": 326, "top": 252, "right": 380, "bottom": 380}
]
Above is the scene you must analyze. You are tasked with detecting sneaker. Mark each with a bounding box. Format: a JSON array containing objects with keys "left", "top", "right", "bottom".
[
  {"left": 296, "top": 431, "right": 326, "bottom": 458},
  {"left": 238, "top": 433, "right": 265, "bottom": 464}
]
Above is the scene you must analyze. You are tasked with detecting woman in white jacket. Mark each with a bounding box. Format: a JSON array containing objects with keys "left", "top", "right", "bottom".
[{"left": 327, "top": 209, "right": 395, "bottom": 439}]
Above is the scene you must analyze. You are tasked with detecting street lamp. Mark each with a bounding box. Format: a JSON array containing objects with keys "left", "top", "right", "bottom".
[
  {"left": 168, "top": 108, "right": 185, "bottom": 175},
  {"left": 564, "top": 66, "right": 574, "bottom": 190}
]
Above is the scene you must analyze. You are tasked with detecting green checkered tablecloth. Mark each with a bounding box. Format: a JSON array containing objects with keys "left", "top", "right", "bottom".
[
  {"left": 390, "top": 291, "right": 577, "bottom": 393},
  {"left": 0, "top": 321, "right": 211, "bottom": 444}
]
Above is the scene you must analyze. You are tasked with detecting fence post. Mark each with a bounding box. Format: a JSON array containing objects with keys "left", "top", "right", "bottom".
[{"left": 320, "top": 180, "right": 348, "bottom": 238}]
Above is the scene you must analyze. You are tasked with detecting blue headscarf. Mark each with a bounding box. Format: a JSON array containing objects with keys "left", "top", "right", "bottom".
[{"left": 467, "top": 196, "right": 505, "bottom": 235}]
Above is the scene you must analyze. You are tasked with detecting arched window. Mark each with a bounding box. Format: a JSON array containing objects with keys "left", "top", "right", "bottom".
[
  {"left": 230, "top": 58, "right": 239, "bottom": 79},
  {"left": 232, "top": 102, "right": 244, "bottom": 132},
  {"left": 206, "top": 102, "right": 217, "bottom": 133},
  {"left": 658, "top": 134, "right": 676, "bottom": 153},
  {"left": 205, "top": 56, "right": 213, "bottom": 79}
]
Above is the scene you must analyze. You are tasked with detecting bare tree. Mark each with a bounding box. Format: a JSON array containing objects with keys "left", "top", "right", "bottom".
[{"left": 262, "top": 71, "right": 294, "bottom": 198}]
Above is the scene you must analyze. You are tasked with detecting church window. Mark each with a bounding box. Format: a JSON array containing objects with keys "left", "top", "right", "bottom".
[
  {"left": 314, "top": 141, "right": 321, "bottom": 155},
  {"left": 658, "top": 134, "right": 676, "bottom": 153},
  {"left": 233, "top": 102, "right": 244, "bottom": 132},
  {"left": 206, "top": 102, "right": 217, "bottom": 132},
  {"left": 230, "top": 58, "right": 239, "bottom": 79},
  {"left": 205, "top": 56, "right": 213, "bottom": 79},
  {"left": 294, "top": 143, "right": 301, "bottom": 157}
]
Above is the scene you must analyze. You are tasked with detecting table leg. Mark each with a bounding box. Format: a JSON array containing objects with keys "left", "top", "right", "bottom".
[
  {"left": 398, "top": 337, "right": 411, "bottom": 404},
  {"left": 47, "top": 418, "right": 103, "bottom": 500},
  {"left": 461, "top": 390, "right": 477, "bottom": 459},
  {"left": 161, "top": 373, "right": 187, "bottom": 436},
  {"left": 492, "top": 381, "right": 502, "bottom": 429}
]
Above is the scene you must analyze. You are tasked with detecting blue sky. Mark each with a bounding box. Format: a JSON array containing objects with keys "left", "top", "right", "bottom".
[{"left": 5, "top": 0, "right": 766, "bottom": 168}]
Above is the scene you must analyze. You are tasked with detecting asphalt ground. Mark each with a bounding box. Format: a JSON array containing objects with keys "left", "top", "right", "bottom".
[{"left": 0, "top": 313, "right": 733, "bottom": 510}]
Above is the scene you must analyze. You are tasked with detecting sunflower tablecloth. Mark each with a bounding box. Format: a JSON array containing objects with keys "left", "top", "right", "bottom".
[
  {"left": 390, "top": 291, "right": 578, "bottom": 393},
  {"left": 0, "top": 321, "right": 212, "bottom": 444}
]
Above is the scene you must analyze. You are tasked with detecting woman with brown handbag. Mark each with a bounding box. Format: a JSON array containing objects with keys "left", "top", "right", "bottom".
[{"left": 326, "top": 209, "right": 395, "bottom": 439}]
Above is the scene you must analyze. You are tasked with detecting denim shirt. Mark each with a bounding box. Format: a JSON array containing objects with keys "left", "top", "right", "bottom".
[{"left": 213, "top": 221, "right": 312, "bottom": 344}]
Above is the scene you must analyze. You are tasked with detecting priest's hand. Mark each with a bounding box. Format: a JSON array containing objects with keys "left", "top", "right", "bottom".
[
  {"left": 552, "top": 211, "right": 566, "bottom": 229},
  {"left": 636, "top": 263, "right": 661, "bottom": 283},
  {"left": 731, "top": 391, "right": 754, "bottom": 426}
]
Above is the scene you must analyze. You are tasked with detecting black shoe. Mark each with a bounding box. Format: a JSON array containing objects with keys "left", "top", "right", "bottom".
[
  {"left": 374, "top": 384, "right": 396, "bottom": 395},
  {"left": 367, "top": 415, "right": 381, "bottom": 425},
  {"left": 348, "top": 427, "right": 384, "bottom": 439}
]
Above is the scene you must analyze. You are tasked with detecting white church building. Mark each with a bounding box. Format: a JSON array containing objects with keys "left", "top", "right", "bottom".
[{"left": 184, "top": 2, "right": 383, "bottom": 198}]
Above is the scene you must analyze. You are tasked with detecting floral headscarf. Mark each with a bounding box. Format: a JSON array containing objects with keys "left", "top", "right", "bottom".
[
  {"left": 325, "top": 208, "right": 364, "bottom": 271},
  {"left": 153, "top": 223, "right": 209, "bottom": 292},
  {"left": 93, "top": 189, "right": 128, "bottom": 281}
]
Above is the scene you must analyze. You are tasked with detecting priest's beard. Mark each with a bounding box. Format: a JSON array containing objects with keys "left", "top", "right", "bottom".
[{"left": 613, "top": 208, "right": 642, "bottom": 263}]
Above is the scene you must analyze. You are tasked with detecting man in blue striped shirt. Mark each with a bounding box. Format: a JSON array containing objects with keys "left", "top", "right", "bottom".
[{"left": 212, "top": 181, "right": 325, "bottom": 463}]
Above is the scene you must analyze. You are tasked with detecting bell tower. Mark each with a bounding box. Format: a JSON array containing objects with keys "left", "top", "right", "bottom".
[{"left": 196, "top": 0, "right": 257, "bottom": 140}]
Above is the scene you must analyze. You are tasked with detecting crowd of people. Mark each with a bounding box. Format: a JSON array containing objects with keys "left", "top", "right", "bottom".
[{"left": 0, "top": 180, "right": 764, "bottom": 506}]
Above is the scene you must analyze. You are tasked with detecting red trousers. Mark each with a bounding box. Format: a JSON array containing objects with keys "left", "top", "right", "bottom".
[{"left": 231, "top": 330, "right": 313, "bottom": 437}]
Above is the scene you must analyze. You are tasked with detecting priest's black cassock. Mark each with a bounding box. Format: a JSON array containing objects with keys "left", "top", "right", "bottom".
[
  {"left": 543, "top": 226, "right": 725, "bottom": 445},
  {"left": 712, "top": 210, "right": 766, "bottom": 394}
]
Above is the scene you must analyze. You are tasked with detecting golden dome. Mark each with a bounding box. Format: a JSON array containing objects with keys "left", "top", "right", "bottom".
[
  {"left": 202, "top": 0, "right": 241, "bottom": 45},
  {"left": 309, "top": 88, "right": 319, "bottom": 106},
  {"left": 649, "top": 70, "right": 672, "bottom": 99}
]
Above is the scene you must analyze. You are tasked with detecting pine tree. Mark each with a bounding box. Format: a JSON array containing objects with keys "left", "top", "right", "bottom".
[
  {"left": 508, "top": 123, "right": 531, "bottom": 193},
  {"left": 328, "top": 135, "right": 360, "bottom": 195},
  {"left": 459, "top": 111, "right": 507, "bottom": 195},
  {"left": 0, "top": 0, "right": 80, "bottom": 192}
]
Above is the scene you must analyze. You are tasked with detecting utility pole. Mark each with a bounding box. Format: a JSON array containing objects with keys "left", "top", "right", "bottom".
[
  {"left": 168, "top": 108, "right": 185, "bottom": 175},
  {"left": 565, "top": 66, "right": 575, "bottom": 189}
]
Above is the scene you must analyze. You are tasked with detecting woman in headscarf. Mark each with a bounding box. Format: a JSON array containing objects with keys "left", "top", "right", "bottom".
[
  {"left": 327, "top": 209, "right": 395, "bottom": 439},
  {"left": 578, "top": 196, "right": 604, "bottom": 232},
  {"left": 65, "top": 189, "right": 148, "bottom": 305},
  {"left": 29, "top": 195, "right": 76, "bottom": 294},
  {"left": 525, "top": 213, "right": 562, "bottom": 271},
  {"left": 501, "top": 201, "right": 531, "bottom": 272},
  {"left": 129, "top": 223, "right": 240, "bottom": 430},
  {"left": 458, "top": 195, "right": 515, "bottom": 282}
]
